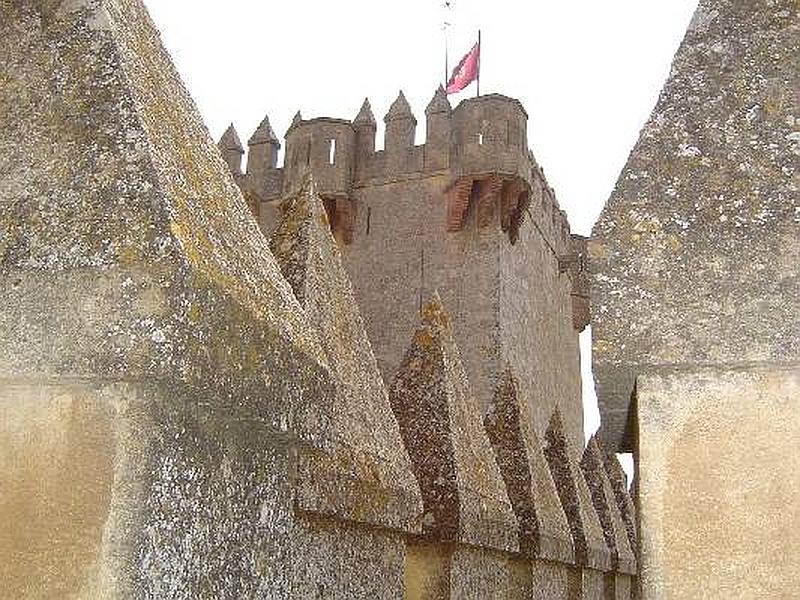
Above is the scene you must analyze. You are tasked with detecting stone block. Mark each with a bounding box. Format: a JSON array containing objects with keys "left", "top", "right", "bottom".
[
  {"left": 530, "top": 560, "right": 574, "bottom": 599},
  {"left": 449, "top": 547, "right": 530, "bottom": 599},
  {"left": 637, "top": 367, "right": 800, "bottom": 598}
]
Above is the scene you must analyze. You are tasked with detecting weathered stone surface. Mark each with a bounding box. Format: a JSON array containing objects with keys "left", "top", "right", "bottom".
[
  {"left": 290, "top": 515, "right": 406, "bottom": 600},
  {"left": 529, "top": 561, "right": 574, "bottom": 599},
  {"left": 605, "top": 573, "right": 633, "bottom": 600},
  {"left": 388, "top": 294, "right": 518, "bottom": 552},
  {"left": 543, "top": 410, "right": 611, "bottom": 572},
  {"left": 591, "top": 0, "right": 800, "bottom": 451},
  {"left": 580, "top": 437, "right": 636, "bottom": 574},
  {"left": 449, "top": 547, "right": 530, "bottom": 599},
  {"left": 218, "top": 124, "right": 245, "bottom": 179},
  {"left": 484, "top": 366, "right": 574, "bottom": 562},
  {"left": 0, "top": 0, "right": 327, "bottom": 408},
  {"left": 637, "top": 366, "right": 800, "bottom": 598},
  {"left": 0, "top": 0, "right": 334, "bottom": 596},
  {"left": 269, "top": 177, "right": 422, "bottom": 532}
]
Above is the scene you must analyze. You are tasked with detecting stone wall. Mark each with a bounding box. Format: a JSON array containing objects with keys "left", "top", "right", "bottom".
[
  {"left": 636, "top": 367, "right": 800, "bottom": 598},
  {"left": 589, "top": 0, "right": 799, "bottom": 597},
  {"left": 0, "top": 0, "right": 638, "bottom": 596}
]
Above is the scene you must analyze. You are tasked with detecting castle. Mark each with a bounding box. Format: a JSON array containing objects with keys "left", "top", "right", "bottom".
[{"left": 0, "top": 0, "right": 797, "bottom": 598}]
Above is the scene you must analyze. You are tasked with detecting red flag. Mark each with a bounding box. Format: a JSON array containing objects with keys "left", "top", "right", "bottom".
[{"left": 446, "top": 42, "right": 480, "bottom": 95}]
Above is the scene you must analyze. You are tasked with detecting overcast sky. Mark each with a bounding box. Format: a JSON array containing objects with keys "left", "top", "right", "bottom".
[{"left": 143, "top": 0, "right": 698, "bottom": 460}]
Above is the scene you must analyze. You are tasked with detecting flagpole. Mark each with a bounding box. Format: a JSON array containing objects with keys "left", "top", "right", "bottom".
[
  {"left": 442, "top": 2, "right": 451, "bottom": 88},
  {"left": 476, "top": 29, "right": 481, "bottom": 97},
  {"left": 445, "top": 43, "right": 449, "bottom": 86}
]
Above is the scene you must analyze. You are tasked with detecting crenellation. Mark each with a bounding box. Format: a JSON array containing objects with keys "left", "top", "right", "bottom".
[
  {"left": 383, "top": 90, "right": 418, "bottom": 173},
  {"left": 424, "top": 85, "right": 452, "bottom": 171},
  {"left": 282, "top": 117, "right": 355, "bottom": 197},
  {"left": 247, "top": 114, "right": 280, "bottom": 181},
  {"left": 352, "top": 98, "right": 377, "bottom": 178},
  {"left": 451, "top": 94, "right": 530, "bottom": 182}
]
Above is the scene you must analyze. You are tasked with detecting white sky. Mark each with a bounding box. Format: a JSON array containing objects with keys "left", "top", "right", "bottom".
[{"left": 144, "top": 0, "right": 698, "bottom": 470}]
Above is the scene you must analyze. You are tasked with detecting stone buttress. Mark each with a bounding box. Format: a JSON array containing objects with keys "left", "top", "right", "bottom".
[{"left": 268, "top": 176, "right": 425, "bottom": 596}]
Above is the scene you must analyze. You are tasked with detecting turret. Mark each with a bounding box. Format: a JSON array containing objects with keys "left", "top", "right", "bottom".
[
  {"left": 246, "top": 114, "right": 280, "bottom": 184},
  {"left": 384, "top": 91, "right": 416, "bottom": 172},
  {"left": 451, "top": 94, "right": 529, "bottom": 180},
  {"left": 217, "top": 124, "right": 244, "bottom": 176},
  {"left": 283, "top": 116, "right": 355, "bottom": 198},
  {"left": 424, "top": 86, "right": 451, "bottom": 170}
]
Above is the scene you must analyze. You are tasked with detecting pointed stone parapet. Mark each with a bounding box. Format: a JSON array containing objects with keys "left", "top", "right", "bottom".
[
  {"left": 354, "top": 97, "right": 377, "bottom": 127},
  {"left": 543, "top": 411, "right": 612, "bottom": 572},
  {"left": 580, "top": 437, "right": 637, "bottom": 575},
  {"left": 424, "top": 85, "right": 451, "bottom": 170},
  {"left": 0, "top": 1, "right": 334, "bottom": 596},
  {"left": 388, "top": 294, "right": 518, "bottom": 552},
  {"left": 601, "top": 448, "right": 638, "bottom": 560},
  {"left": 269, "top": 176, "right": 423, "bottom": 532},
  {"left": 384, "top": 90, "right": 417, "bottom": 171},
  {"left": 484, "top": 367, "right": 574, "bottom": 563},
  {"left": 353, "top": 98, "right": 377, "bottom": 172}
]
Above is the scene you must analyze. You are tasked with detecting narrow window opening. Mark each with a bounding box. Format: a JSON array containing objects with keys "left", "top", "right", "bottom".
[
  {"left": 305, "top": 139, "right": 311, "bottom": 166},
  {"left": 328, "top": 138, "right": 336, "bottom": 165},
  {"left": 478, "top": 132, "right": 484, "bottom": 146},
  {"left": 366, "top": 206, "right": 371, "bottom": 235}
]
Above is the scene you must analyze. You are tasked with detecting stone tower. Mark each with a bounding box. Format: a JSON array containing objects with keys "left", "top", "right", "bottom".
[{"left": 227, "top": 90, "right": 589, "bottom": 449}]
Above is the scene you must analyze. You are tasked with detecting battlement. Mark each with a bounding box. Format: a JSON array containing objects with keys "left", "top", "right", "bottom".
[
  {"left": 241, "top": 90, "right": 534, "bottom": 192},
  {"left": 225, "top": 89, "right": 575, "bottom": 257}
]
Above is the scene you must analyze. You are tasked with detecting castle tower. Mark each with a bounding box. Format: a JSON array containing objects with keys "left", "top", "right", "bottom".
[
  {"left": 217, "top": 123, "right": 244, "bottom": 175},
  {"left": 424, "top": 86, "right": 451, "bottom": 171},
  {"left": 383, "top": 91, "right": 416, "bottom": 172},
  {"left": 342, "top": 93, "right": 583, "bottom": 449},
  {"left": 227, "top": 92, "right": 586, "bottom": 449}
]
